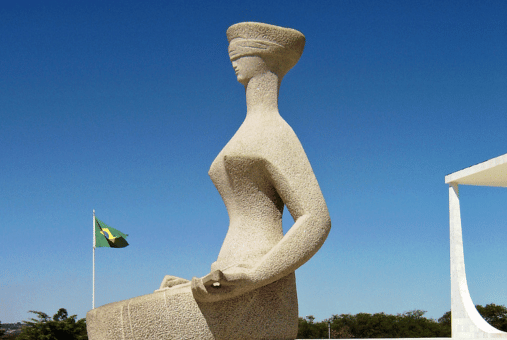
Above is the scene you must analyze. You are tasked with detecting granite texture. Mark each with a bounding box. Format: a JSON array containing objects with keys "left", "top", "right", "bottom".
[{"left": 87, "top": 22, "right": 331, "bottom": 340}]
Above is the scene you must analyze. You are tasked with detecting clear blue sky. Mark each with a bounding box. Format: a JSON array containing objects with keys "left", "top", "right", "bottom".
[{"left": 1, "top": 0, "right": 506, "bottom": 324}]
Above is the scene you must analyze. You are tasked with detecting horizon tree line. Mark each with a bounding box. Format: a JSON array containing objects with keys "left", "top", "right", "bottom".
[{"left": 2, "top": 303, "right": 507, "bottom": 339}]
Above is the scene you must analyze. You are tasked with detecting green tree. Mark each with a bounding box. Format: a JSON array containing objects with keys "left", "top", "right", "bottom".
[
  {"left": 476, "top": 304, "right": 507, "bottom": 332},
  {"left": 438, "top": 310, "right": 451, "bottom": 329},
  {"left": 314, "top": 310, "right": 450, "bottom": 338},
  {"left": 298, "top": 305, "right": 507, "bottom": 338},
  {"left": 297, "top": 315, "right": 328, "bottom": 339},
  {"left": 17, "top": 308, "right": 87, "bottom": 340},
  {"left": 0, "top": 321, "right": 5, "bottom": 338},
  {"left": 439, "top": 304, "right": 507, "bottom": 334},
  {"left": 395, "top": 310, "right": 449, "bottom": 338}
]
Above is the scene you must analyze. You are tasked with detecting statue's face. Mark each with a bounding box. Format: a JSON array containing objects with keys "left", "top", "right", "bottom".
[{"left": 231, "top": 55, "right": 268, "bottom": 86}]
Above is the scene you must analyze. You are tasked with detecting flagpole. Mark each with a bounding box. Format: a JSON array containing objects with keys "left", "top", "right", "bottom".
[{"left": 93, "top": 209, "right": 96, "bottom": 309}]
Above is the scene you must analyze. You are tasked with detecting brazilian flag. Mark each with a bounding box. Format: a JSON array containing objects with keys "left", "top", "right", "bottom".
[{"left": 95, "top": 218, "right": 129, "bottom": 248}]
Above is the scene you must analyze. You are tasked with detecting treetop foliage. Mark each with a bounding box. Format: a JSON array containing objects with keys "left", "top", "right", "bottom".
[
  {"left": 5, "top": 303, "right": 507, "bottom": 339},
  {"left": 16, "top": 308, "right": 87, "bottom": 340},
  {"left": 475, "top": 304, "right": 507, "bottom": 332},
  {"left": 298, "top": 304, "right": 507, "bottom": 339}
]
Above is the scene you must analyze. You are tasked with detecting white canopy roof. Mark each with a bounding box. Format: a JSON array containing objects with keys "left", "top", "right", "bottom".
[{"left": 445, "top": 153, "right": 507, "bottom": 187}]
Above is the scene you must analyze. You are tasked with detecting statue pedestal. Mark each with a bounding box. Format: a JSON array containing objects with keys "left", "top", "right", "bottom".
[{"left": 87, "top": 273, "right": 298, "bottom": 340}]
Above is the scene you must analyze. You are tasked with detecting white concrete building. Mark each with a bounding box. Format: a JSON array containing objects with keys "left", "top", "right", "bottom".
[{"left": 446, "top": 153, "right": 507, "bottom": 339}]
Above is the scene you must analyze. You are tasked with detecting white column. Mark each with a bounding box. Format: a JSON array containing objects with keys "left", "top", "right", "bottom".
[{"left": 449, "top": 183, "right": 502, "bottom": 338}]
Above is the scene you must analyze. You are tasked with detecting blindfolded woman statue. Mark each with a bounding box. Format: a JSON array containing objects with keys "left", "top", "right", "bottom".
[{"left": 87, "top": 22, "right": 330, "bottom": 340}]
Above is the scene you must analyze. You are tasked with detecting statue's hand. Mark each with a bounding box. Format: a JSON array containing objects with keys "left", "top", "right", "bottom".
[
  {"left": 157, "top": 275, "right": 189, "bottom": 291},
  {"left": 191, "top": 267, "right": 255, "bottom": 303}
]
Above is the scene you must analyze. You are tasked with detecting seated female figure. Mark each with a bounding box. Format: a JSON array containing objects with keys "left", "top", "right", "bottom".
[{"left": 86, "top": 22, "right": 331, "bottom": 340}]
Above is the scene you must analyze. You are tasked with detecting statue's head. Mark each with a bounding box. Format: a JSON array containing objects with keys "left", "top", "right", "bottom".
[{"left": 227, "top": 22, "right": 305, "bottom": 85}]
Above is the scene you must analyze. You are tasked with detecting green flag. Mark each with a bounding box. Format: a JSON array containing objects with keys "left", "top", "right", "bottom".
[{"left": 95, "top": 218, "right": 129, "bottom": 248}]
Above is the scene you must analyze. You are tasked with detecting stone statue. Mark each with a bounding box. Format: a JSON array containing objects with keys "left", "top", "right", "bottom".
[{"left": 87, "top": 22, "right": 331, "bottom": 340}]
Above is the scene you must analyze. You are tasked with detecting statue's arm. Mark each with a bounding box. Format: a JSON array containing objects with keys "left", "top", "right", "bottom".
[
  {"left": 250, "top": 156, "right": 331, "bottom": 281},
  {"left": 192, "top": 151, "right": 331, "bottom": 302}
]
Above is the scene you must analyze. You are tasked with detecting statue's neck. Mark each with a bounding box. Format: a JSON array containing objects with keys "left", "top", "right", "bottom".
[{"left": 244, "top": 72, "right": 281, "bottom": 119}]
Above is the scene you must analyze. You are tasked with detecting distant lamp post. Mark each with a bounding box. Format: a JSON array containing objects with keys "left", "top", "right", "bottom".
[{"left": 328, "top": 320, "right": 331, "bottom": 339}]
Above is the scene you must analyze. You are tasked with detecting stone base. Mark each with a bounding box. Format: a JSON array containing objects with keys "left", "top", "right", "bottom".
[{"left": 87, "top": 273, "right": 298, "bottom": 340}]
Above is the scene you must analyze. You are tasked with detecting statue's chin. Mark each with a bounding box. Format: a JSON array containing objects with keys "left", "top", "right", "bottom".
[{"left": 236, "top": 76, "right": 248, "bottom": 86}]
